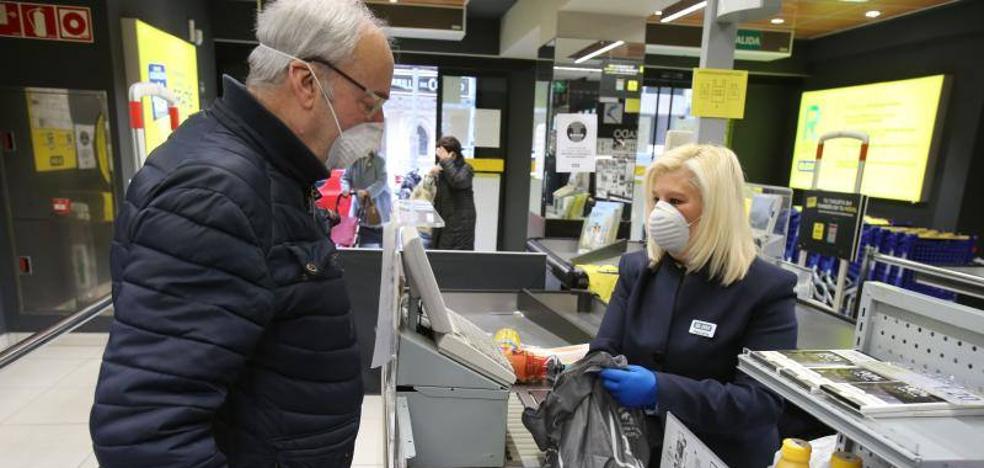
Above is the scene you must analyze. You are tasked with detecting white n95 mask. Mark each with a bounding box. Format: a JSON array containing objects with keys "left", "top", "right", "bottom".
[
  {"left": 647, "top": 200, "right": 694, "bottom": 256},
  {"left": 257, "top": 43, "right": 383, "bottom": 170},
  {"left": 326, "top": 122, "right": 383, "bottom": 170}
]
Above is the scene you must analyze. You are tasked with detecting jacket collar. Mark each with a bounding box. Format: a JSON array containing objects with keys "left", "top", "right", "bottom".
[{"left": 211, "top": 75, "right": 328, "bottom": 185}]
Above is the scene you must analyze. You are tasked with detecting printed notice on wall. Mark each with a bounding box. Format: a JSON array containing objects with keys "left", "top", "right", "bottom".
[
  {"left": 74, "top": 124, "right": 96, "bottom": 169},
  {"left": 555, "top": 113, "right": 597, "bottom": 173},
  {"left": 26, "top": 89, "right": 78, "bottom": 172},
  {"left": 691, "top": 68, "right": 748, "bottom": 120}
]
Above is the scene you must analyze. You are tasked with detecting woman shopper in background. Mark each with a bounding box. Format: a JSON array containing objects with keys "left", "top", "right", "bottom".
[
  {"left": 429, "top": 135, "right": 476, "bottom": 250},
  {"left": 342, "top": 150, "right": 391, "bottom": 247},
  {"left": 592, "top": 144, "right": 798, "bottom": 468}
]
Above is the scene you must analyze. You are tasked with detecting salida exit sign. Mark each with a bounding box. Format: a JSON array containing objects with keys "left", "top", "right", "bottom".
[{"left": 0, "top": 2, "right": 93, "bottom": 43}]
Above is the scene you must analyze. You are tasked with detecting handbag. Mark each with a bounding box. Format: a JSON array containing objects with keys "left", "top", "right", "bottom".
[
  {"left": 330, "top": 193, "right": 359, "bottom": 247},
  {"left": 360, "top": 192, "right": 382, "bottom": 226}
]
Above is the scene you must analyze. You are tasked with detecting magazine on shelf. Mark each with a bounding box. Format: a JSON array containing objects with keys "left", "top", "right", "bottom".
[
  {"left": 577, "top": 201, "right": 623, "bottom": 253},
  {"left": 748, "top": 348, "right": 984, "bottom": 417}
]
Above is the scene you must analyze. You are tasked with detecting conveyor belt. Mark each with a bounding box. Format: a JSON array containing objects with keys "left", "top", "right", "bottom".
[{"left": 505, "top": 393, "right": 542, "bottom": 468}]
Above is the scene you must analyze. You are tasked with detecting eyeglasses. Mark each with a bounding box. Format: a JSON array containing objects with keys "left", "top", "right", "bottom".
[{"left": 304, "top": 57, "right": 387, "bottom": 118}]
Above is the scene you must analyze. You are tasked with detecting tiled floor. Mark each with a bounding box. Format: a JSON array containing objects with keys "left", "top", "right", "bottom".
[{"left": 0, "top": 333, "right": 384, "bottom": 467}]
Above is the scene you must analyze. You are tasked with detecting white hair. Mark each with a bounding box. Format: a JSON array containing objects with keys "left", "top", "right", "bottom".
[{"left": 246, "top": 0, "right": 384, "bottom": 87}]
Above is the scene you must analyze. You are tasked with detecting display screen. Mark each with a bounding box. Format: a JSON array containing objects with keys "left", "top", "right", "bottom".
[
  {"left": 123, "top": 18, "right": 199, "bottom": 157},
  {"left": 788, "top": 75, "right": 947, "bottom": 202}
]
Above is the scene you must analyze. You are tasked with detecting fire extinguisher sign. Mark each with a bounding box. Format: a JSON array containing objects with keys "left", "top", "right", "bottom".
[{"left": 0, "top": 2, "right": 93, "bottom": 43}]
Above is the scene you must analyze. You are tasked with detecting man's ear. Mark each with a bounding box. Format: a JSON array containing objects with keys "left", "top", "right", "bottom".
[{"left": 286, "top": 61, "right": 319, "bottom": 111}]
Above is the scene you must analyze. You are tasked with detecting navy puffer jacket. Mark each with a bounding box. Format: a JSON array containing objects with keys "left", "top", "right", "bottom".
[{"left": 91, "top": 76, "right": 363, "bottom": 467}]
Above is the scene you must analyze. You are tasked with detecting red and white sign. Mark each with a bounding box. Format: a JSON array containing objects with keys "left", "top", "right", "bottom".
[
  {"left": 52, "top": 197, "right": 72, "bottom": 215},
  {"left": 0, "top": 2, "right": 92, "bottom": 42},
  {"left": 0, "top": 2, "right": 21, "bottom": 36},
  {"left": 20, "top": 3, "right": 55, "bottom": 39},
  {"left": 57, "top": 5, "right": 90, "bottom": 41}
]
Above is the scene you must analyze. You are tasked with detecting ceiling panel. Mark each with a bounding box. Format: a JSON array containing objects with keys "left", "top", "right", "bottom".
[{"left": 648, "top": 0, "right": 958, "bottom": 39}]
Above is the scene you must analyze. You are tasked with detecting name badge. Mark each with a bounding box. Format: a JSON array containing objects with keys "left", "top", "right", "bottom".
[{"left": 689, "top": 320, "right": 717, "bottom": 338}]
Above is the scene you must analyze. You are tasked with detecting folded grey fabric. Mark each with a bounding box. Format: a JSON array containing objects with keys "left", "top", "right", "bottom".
[{"left": 522, "top": 351, "right": 650, "bottom": 468}]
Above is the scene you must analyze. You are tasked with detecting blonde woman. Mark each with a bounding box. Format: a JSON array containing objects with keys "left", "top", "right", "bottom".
[{"left": 592, "top": 144, "right": 797, "bottom": 468}]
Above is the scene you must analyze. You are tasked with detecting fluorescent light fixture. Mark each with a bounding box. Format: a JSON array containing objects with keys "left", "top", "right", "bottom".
[
  {"left": 865, "top": 10, "right": 881, "bottom": 18},
  {"left": 770, "top": 18, "right": 785, "bottom": 24},
  {"left": 389, "top": 0, "right": 397, "bottom": 3},
  {"left": 553, "top": 66, "right": 602, "bottom": 73},
  {"left": 654, "top": 10, "right": 662, "bottom": 15},
  {"left": 573, "top": 40, "right": 625, "bottom": 64},
  {"left": 660, "top": 1, "right": 707, "bottom": 23}
]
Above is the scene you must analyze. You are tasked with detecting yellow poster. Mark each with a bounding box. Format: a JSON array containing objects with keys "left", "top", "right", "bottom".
[
  {"left": 812, "top": 222, "right": 824, "bottom": 241},
  {"left": 788, "top": 75, "right": 945, "bottom": 202},
  {"left": 130, "top": 19, "right": 199, "bottom": 155},
  {"left": 31, "top": 128, "right": 78, "bottom": 172},
  {"left": 691, "top": 68, "right": 749, "bottom": 119}
]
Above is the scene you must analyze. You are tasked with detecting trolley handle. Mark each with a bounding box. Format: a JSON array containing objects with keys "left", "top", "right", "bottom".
[{"left": 812, "top": 130, "right": 870, "bottom": 193}]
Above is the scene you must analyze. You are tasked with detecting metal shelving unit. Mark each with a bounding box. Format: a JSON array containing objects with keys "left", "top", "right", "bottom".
[{"left": 739, "top": 279, "right": 984, "bottom": 467}]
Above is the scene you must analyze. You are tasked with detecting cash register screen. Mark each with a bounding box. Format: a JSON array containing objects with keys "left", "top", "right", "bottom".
[
  {"left": 749, "top": 193, "right": 781, "bottom": 234},
  {"left": 401, "top": 227, "right": 454, "bottom": 334}
]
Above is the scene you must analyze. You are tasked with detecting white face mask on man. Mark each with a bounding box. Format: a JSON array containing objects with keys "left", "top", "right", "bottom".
[
  {"left": 258, "top": 44, "right": 383, "bottom": 170},
  {"left": 647, "top": 200, "right": 697, "bottom": 256}
]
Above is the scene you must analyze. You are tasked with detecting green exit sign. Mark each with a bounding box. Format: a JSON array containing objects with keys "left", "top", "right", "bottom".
[{"left": 736, "top": 30, "right": 763, "bottom": 50}]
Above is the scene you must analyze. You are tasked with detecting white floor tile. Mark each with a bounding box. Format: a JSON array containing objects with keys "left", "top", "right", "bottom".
[
  {"left": 0, "top": 358, "right": 87, "bottom": 388},
  {"left": 354, "top": 395, "right": 384, "bottom": 466},
  {"left": 0, "top": 388, "right": 44, "bottom": 423},
  {"left": 23, "top": 345, "right": 106, "bottom": 360},
  {"left": 0, "top": 424, "right": 92, "bottom": 468},
  {"left": 6, "top": 387, "right": 95, "bottom": 425},
  {"left": 51, "top": 333, "right": 109, "bottom": 347},
  {"left": 56, "top": 359, "right": 102, "bottom": 388},
  {"left": 77, "top": 452, "right": 98, "bottom": 468}
]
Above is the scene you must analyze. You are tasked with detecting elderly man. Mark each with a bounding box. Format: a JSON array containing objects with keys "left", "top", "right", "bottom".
[{"left": 89, "top": 0, "right": 393, "bottom": 466}]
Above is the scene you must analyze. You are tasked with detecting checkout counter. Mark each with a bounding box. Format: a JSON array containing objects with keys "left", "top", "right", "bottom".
[{"left": 377, "top": 226, "right": 855, "bottom": 467}]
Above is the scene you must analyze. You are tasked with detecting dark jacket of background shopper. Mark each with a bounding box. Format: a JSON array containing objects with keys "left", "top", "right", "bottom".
[
  {"left": 431, "top": 136, "right": 476, "bottom": 250},
  {"left": 90, "top": 76, "right": 363, "bottom": 467}
]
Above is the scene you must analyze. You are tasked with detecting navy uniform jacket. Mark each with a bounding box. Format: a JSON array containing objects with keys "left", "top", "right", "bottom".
[{"left": 590, "top": 250, "right": 797, "bottom": 468}]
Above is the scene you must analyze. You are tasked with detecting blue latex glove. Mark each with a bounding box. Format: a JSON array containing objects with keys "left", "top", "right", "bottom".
[{"left": 599, "top": 365, "right": 658, "bottom": 409}]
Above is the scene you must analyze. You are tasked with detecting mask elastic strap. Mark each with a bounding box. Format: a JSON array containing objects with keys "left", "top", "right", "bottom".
[{"left": 257, "top": 43, "right": 345, "bottom": 137}]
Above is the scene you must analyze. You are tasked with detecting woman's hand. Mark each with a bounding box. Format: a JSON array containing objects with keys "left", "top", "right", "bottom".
[
  {"left": 429, "top": 164, "right": 443, "bottom": 176},
  {"left": 599, "top": 365, "right": 659, "bottom": 409}
]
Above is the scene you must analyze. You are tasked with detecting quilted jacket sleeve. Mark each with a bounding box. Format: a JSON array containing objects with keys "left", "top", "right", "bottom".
[{"left": 91, "top": 165, "right": 275, "bottom": 468}]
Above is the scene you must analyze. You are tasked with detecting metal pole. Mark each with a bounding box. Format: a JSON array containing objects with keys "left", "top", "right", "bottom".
[
  {"left": 872, "top": 253, "right": 984, "bottom": 289},
  {"left": 696, "top": 0, "right": 737, "bottom": 145},
  {"left": 832, "top": 259, "right": 849, "bottom": 315},
  {"left": 852, "top": 246, "right": 876, "bottom": 319},
  {"left": 0, "top": 295, "right": 112, "bottom": 371}
]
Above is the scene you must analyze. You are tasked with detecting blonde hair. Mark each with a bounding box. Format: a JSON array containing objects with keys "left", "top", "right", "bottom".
[{"left": 644, "top": 144, "right": 756, "bottom": 285}]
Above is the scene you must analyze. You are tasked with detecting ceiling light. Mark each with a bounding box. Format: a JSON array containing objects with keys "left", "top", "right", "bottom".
[
  {"left": 770, "top": 18, "right": 785, "bottom": 24},
  {"left": 654, "top": 10, "right": 662, "bottom": 16},
  {"left": 865, "top": 10, "right": 881, "bottom": 18},
  {"left": 573, "top": 40, "right": 625, "bottom": 64},
  {"left": 389, "top": 0, "right": 397, "bottom": 3},
  {"left": 660, "top": 1, "right": 707, "bottom": 23},
  {"left": 553, "top": 66, "right": 602, "bottom": 73}
]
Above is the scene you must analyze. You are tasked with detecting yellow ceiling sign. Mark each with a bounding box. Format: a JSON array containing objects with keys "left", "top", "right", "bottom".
[{"left": 691, "top": 68, "right": 749, "bottom": 119}]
